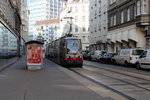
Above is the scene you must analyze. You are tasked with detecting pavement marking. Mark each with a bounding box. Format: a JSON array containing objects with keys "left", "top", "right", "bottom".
[{"left": 59, "top": 66, "right": 129, "bottom": 100}]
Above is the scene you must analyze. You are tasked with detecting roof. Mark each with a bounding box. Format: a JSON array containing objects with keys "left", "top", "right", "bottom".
[
  {"left": 25, "top": 40, "right": 44, "bottom": 45},
  {"left": 35, "top": 19, "right": 59, "bottom": 25}
]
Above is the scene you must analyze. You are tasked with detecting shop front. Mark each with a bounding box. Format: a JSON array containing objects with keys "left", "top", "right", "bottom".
[{"left": 0, "top": 22, "right": 19, "bottom": 68}]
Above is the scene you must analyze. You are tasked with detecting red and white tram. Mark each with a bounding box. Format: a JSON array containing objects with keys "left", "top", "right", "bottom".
[{"left": 45, "top": 36, "right": 83, "bottom": 67}]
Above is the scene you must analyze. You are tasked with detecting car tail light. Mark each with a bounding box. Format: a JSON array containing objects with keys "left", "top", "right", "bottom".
[{"left": 129, "top": 57, "right": 132, "bottom": 60}]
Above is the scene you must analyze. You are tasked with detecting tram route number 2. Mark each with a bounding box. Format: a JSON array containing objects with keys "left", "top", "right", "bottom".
[{"left": 27, "top": 45, "right": 42, "bottom": 64}]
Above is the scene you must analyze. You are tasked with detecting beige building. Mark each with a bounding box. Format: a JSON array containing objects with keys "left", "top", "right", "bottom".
[
  {"left": 34, "top": 19, "right": 60, "bottom": 48},
  {"left": 89, "top": 0, "right": 108, "bottom": 52},
  {"left": 60, "top": 0, "right": 90, "bottom": 50},
  {"left": 107, "top": 0, "right": 150, "bottom": 53}
]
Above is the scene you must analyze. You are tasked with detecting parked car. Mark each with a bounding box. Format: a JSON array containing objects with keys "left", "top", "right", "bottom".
[
  {"left": 136, "top": 49, "right": 150, "bottom": 69},
  {"left": 87, "top": 52, "right": 93, "bottom": 60},
  {"left": 91, "top": 50, "right": 107, "bottom": 61},
  {"left": 82, "top": 51, "right": 89, "bottom": 60},
  {"left": 100, "top": 53, "right": 117, "bottom": 64},
  {"left": 114, "top": 48, "right": 144, "bottom": 66}
]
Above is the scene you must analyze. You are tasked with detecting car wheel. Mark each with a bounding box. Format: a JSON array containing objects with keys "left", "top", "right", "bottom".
[
  {"left": 113, "top": 60, "right": 117, "bottom": 65},
  {"left": 136, "top": 63, "right": 141, "bottom": 69},
  {"left": 96, "top": 58, "right": 98, "bottom": 62},
  {"left": 124, "top": 61, "right": 128, "bottom": 67},
  {"left": 105, "top": 59, "right": 108, "bottom": 64}
]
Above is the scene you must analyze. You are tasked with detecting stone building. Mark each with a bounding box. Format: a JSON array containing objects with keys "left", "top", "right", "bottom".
[
  {"left": 34, "top": 19, "right": 60, "bottom": 48},
  {"left": 0, "top": 0, "right": 21, "bottom": 67},
  {"left": 107, "top": 0, "right": 150, "bottom": 53},
  {"left": 89, "top": 0, "right": 108, "bottom": 52},
  {"left": 60, "top": 0, "right": 90, "bottom": 50},
  {"left": 20, "top": 0, "right": 29, "bottom": 42}
]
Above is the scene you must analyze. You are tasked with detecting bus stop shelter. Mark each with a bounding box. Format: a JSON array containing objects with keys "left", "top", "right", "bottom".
[{"left": 25, "top": 40, "right": 44, "bottom": 70}]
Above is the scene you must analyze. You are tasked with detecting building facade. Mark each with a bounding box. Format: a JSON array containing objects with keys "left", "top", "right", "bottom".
[
  {"left": 107, "top": 0, "right": 150, "bottom": 53},
  {"left": 47, "top": 0, "right": 65, "bottom": 19},
  {"left": 21, "top": 0, "right": 29, "bottom": 42},
  {"left": 0, "top": 0, "right": 21, "bottom": 67},
  {"left": 89, "top": 0, "right": 108, "bottom": 52},
  {"left": 60, "top": 0, "right": 90, "bottom": 50},
  {"left": 27, "top": 0, "right": 48, "bottom": 40},
  {"left": 34, "top": 19, "right": 60, "bottom": 48},
  {"left": 27, "top": 0, "right": 66, "bottom": 40}
]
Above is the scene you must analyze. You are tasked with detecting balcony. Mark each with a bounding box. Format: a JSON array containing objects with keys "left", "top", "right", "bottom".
[{"left": 136, "top": 15, "right": 150, "bottom": 27}]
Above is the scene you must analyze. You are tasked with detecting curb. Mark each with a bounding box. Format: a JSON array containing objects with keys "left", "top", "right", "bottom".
[{"left": 0, "top": 58, "right": 20, "bottom": 72}]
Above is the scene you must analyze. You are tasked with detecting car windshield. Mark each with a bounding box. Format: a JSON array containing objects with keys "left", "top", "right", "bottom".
[
  {"left": 102, "top": 51, "right": 107, "bottom": 55},
  {"left": 132, "top": 50, "right": 144, "bottom": 55},
  {"left": 66, "top": 39, "right": 81, "bottom": 54}
]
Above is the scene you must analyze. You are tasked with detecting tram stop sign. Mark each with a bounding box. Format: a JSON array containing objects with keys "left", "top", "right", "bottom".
[{"left": 25, "top": 40, "right": 44, "bottom": 70}]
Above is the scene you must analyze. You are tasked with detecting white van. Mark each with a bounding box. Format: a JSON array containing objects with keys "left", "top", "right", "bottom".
[
  {"left": 114, "top": 48, "right": 144, "bottom": 66},
  {"left": 136, "top": 49, "right": 150, "bottom": 69},
  {"left": 91, "top": 50, "right": 107, "bottom": 61}
]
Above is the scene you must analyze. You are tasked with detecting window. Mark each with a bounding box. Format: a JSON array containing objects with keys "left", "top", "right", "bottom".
[
  {"left": 127, "top": 8, "right": 130, "bottom": 21},
  {"left": 82, "top": 36, "right": 86, "bottom": 41},
  {"left": 75, "top": 26, "right": 78, "bottom": 32},
  {"left": 88, "top": 27, "right": 90, "bottom": 31},
  {"left": 82, "top": 16, "right": 85, "bottom": 22},
  {"left": 114, "top": 15, "right": 116, "bottom": 25},
  {"left": 75, "top": 7, "right": 78, "bottom": 12},
  {"left": 110, "top": 16, "right": 113, "bottom": 26},
  {"left": 121, "top": 11, "right": 124, "bottom": 23},
  {"left": 134, "top": 6, "right": 136, "bottom": 18},
  {"left": 110, "top": 0, "right": 116, "bottom": 5},
  {"left": 140, "top": 51, "right": 147, "bottom": 58},
  {"left": 82, "top": 6, "right": 85, "bottom": 12},
  {"left": 137, "top": 0, "right": 141, "bottom": 16},
  {"left": 142, "top": 0, "right": 149, "bottom": 14},
  {"left": 75, "top": 16, "right": 78, "bottom": 22},
  {"left": 82, "top": 27, "right": 86, "bottom": 32}
]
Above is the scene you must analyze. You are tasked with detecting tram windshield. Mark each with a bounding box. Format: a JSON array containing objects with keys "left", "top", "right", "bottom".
[{"left": 66, "top": 39, "right": 81, "bottom": 54}]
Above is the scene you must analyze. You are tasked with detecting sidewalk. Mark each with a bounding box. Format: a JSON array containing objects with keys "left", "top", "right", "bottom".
[
  {"left": 0, "top": 57, "right": 111, "bottom": 100},
  {"left": 0, "top": 57, "right": 19, "bottom": 71}
]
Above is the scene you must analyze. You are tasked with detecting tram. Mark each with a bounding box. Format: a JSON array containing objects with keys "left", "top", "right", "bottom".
[{"left": 45, "top": 36, "right": 83, "bottom": 67}]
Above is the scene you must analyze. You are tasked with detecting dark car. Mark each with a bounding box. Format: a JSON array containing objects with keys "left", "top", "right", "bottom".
[
  {"left": 87, "top": 52, "right": 93, "bottom": 60},
  {"left": 100, "top": 53, "right": 117, "bottom": 64},
  {"left": 82, "top": 51, "right": 89, "bottom": 60}
]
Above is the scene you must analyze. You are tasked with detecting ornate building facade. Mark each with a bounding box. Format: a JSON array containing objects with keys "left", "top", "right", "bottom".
[
  {"left": 107, "top": 0, "right": 150, "bottom": 53},
  {"left": 0, "top": 0, "right": 21, "bottom": 67}
]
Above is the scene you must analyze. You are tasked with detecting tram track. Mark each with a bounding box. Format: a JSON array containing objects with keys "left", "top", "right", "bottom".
[
  {"left": 68, "top": 63, "right": 150, "bottom": 100},
  {"left": 84, "top": 61, "right": 150, "bottom": 76},
  {"left": 68, "top": 68, "right": 136, "bottom": 100},
  {"left": 83, "top": 66, "right": 150, "bottom": 92},
  {"left": 84, "top": 63, "right": 150, "bottom": 82}
]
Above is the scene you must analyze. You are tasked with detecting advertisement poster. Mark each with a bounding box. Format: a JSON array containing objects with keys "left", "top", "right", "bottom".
[{"left": 27, "top": 45, "right": 42, "bottom": 64}]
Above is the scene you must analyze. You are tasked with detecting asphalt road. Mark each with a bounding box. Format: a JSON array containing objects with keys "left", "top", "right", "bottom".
[
  {"left": 1, "top": 57, "right": 150, "bottom": 100},
  {"left": 0, "top": 57, "right": 121, "bottom": 100}
]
